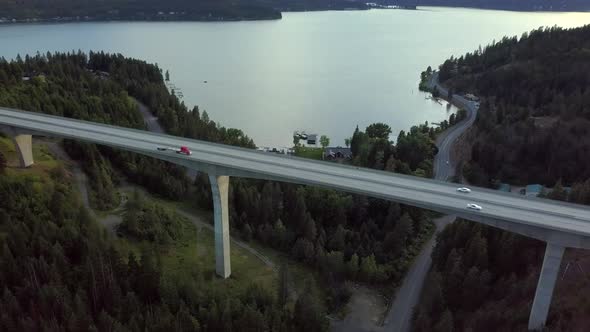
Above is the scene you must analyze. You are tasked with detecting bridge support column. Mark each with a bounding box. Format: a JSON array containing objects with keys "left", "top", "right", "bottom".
[
  {"left": 528, "top": 243, "right": 564, "bottom": 331},
  {"left": 209, "top": 174, "right": 231, "bottom": 279},
  {"left": 12, "top": 134, "right": 34, "bottom": 168}
]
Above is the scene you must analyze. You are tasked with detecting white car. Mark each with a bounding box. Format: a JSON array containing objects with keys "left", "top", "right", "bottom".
[
  {"left": 467, "top": 203, "right": 482, "bottom": 211},
  {"left": 456, "top": 187, "right": 471, "bottom": 193}
]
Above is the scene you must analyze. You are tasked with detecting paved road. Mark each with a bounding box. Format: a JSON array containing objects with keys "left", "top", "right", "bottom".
[
  {"left": 382, "top": 73, "right": 482, "bottom": 332},
  {"left": 430, "top": 72, "right": 479, "bottom": 181},
  {"left": 382, "top": 216, "right": 455, "bottom": 331},
  {"left": 2, "top": 108, "right": 590, "bottom": 245},
  {"left": 136, "top": 101, "right": 165, "bottom": 134},
  {"left": 136, "top": 100, "right": 198, "bottom": 180}
]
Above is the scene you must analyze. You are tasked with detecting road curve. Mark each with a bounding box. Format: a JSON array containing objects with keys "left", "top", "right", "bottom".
[
  {"left": 382, "top": 73, "right": 476, "bottom": 332},
  {"left": 1, "top": 108, "right": 590, "bottom": 246},
  {"left": 383, "top": 215, "right": 456, "bottom": 331},
  {"left": 430, "top": 72, "right": 479, "bottom": 181}
]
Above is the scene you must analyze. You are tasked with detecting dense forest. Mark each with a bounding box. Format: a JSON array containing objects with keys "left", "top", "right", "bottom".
[
  {"left": 0, "top": 0, "right": 372, "bottom": 22},
  {"left": 413, "top": 25, "right": 590, "bottom": 331},
  {"left": 436, "top": 25, "right": 590, "bottom": 186},
  {"left": 0, "top": 0, "right": 281, "bottom": 21},
  {"left": 413, "top": 179, "right": 590, "bottom": 331},
  {"left": 0, "top": 51, "right": 254, "bottom": 209},
  {"left": 0, "top": 51, "right": 445, "bottom": 320},
  {"left": 392, "top": 0, "right": 590, "bottom": 11},
  {"left": 0, "top": 156, "right": 333, "bottom": 331}
]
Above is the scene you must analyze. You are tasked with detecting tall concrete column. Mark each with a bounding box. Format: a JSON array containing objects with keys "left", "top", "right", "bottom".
[
  {"left": 528, "top": 243, "right": 565, "bottom": 331},
  {"left": 12, "top": 134, "right": 34, "bottom": 168},
  {"left": 209, "top": 174, "right": 231, "bottom": 278}
]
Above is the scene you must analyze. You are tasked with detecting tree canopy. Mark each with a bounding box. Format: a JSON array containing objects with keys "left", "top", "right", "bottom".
[{"left": 435, "top": 26, "right": 590, "bottom": 186}]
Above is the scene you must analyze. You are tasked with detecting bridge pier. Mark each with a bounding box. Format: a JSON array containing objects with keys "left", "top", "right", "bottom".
[
  {"left": 528, "top": 243, "right": 565, "bottom": 331},
  {"left": 209, "top": 174, "right": 231, "bottom": 278},
  {"left": 12, "top": 134, "right": 34, "bottom": 168},
  {"left": 0, "top": 126, "right": 34, "bottom": 168}
]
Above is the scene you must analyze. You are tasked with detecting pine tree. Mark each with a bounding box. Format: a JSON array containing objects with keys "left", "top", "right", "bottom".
[
  {"left": 434, "top": 309, "right": 454, "bottom": 332},
  {"left": 346, "top": 254, "right": 359, "bottom": 280},
  {"left": 0, "top": 152, "right": 6, "bottom": 174},
  {"left": 277, "top": 263, "right": 289, "bottom": 306},
  {"left": 359, "top": 254, "right": 378, "bottom": 282},
  {"left": 294, "top": 279, "right": 328, "bottom": 332},
  {"left": 328, "top": 225, "right": 346, "bottom": 251}
]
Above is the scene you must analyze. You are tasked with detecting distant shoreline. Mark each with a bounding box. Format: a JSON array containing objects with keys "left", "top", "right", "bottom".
[
  {"left": 0, "top": 15, "right": 282, "bottom": 25},
  {"left": 1, "top": 5, "right": 588, "bottom": 26}
]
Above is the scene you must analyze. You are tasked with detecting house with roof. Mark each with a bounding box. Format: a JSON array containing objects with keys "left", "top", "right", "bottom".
[
  {"left": 306, "top": 134, "right": 318, "bottom": 145},
  {"left": 323, "top": 147, "right": 352, "bottom": 161}
]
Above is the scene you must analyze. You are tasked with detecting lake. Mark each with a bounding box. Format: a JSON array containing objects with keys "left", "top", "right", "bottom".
[{"left": 1, "top": 7, "right": 589, "bottom": 147}]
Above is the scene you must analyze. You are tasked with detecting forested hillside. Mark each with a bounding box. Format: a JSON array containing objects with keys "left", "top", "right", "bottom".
[
  {"left": 0, "top": 51, "right": 444, "bottom": 321},
  {"left": 0, "top": 52, "right": 253, "bottom": 209},
  {"left": 413, "top": 25, "right": 590, "bottom": 331},
  {"left": 392, "top": 0, "right": 590, "bottom": 11},
  {"left": 436, "top": 25, "right": 590, "bottom": 186},
  {"left": 413, "top": 177, "right": 590, "bottom": 331},
  {"left": 0, "top": 148, "right": 324, "bottom": 331},
  {"left": 0, "top": 0, "right": 281, "bottom": 21}
]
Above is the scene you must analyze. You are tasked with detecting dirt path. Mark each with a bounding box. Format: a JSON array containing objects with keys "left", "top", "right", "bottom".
[
  {"left": 42, "top": 139, "right": 123, "bottom": 233},
  {"left": 382, "top": 215, "right": 455, "bottom": 331},
  {"left": 41, "top": 104, "right": 276, "bottom": 271},
  {"left": 133, "top": 100, "right": 276, "bottom": 270},
  {"left": 330, "top": 284, "right": 386, "bottom": 332},
  {"left": 175, "top": 208, "right": 277, "bottom": 271}
]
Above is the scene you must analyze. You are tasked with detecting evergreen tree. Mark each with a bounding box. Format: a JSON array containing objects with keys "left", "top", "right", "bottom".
[
  {"left": 294, "top": 279, "right": 328, "bottom": 332},
  {"left": 277, "top": 263, "right": 289, "bottom": 307},
  {"left": 0, "top": 152, "right": 6, "bottom": 173}
]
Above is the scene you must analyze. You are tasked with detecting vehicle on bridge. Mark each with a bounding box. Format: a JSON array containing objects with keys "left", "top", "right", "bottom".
[
  {"left": 157, "top": 146, "right": 192, "bottom": 155},
  {"left": 457, "top": 187, "right": 471, "bottom": 193},
  {"left": 467, "top": 203, "right": 482, "bottom": 210}
]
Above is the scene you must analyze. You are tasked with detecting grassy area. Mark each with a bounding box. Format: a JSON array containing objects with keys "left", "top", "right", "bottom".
[
  {"left": 0, "top": 137, "right": 60, "bottom": 178},
  {"left": 0, "top": 138, "right": 322, "bottom": 304},
  {"left": 113, "top": 186, "right": 278, "bottom": 296},
  {"left": 295, "top": 146, "right": 324, "bottom": 160},
  {"left": 0, "top": 138, "right": 62, "bottom": 233}
]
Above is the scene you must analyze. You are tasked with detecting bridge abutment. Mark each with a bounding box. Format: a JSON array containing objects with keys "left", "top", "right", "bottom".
[
  {"left": 528, "top": 243, "right": 565, "bottom": 331},
  {"left": 209, "top": 174, "right": 231, "bottom": 279}
]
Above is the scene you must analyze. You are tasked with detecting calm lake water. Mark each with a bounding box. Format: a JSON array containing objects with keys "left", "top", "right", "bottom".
[{"left": 1, "top": 7, "right": 589, "bottom": 146}]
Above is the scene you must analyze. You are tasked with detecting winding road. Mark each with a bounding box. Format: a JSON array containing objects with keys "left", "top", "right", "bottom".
[
  {"left": 382, "top": 72, "right": 479, "bottom": 332},
  {"left": 430, "top": 72, "right": 480, "bottom": 181}
]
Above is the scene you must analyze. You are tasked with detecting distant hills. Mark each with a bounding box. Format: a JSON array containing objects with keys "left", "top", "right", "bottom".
[
  {"left": 390, "top": 0, "right": 590, "bottom": 11},
  {"left": 0, "top": 0, "right": 283, "bottom": 22},
  {"left": 0, "top": 0, "right": 587, "bottom": 23},
  {"left": 0, "top": 0, "right": 373, "bottom": 23}
]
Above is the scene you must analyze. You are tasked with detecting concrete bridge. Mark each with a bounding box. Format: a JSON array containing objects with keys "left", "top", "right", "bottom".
[{"left": 1, "top": 107, "right": 590, "bottom": 330}]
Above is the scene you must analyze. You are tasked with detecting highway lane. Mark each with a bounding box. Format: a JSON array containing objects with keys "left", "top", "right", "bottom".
[
  {"left": 3, "top": 109, "right": 587, "bottom": 222},
  {"left": 1, "top": 108, "right": 590, "bottom": 241}
]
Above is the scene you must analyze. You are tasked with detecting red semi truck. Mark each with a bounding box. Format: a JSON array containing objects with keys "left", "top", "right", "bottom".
[{"left": 157, "top": 146, "right": 192, "bottom": 155}]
